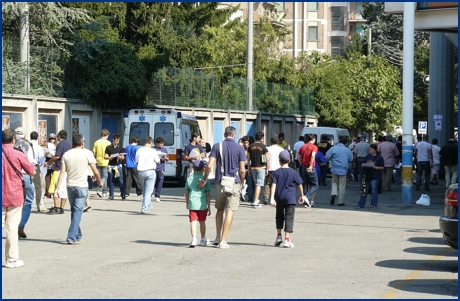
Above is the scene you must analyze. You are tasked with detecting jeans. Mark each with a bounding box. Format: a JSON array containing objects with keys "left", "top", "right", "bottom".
[
  {"left": 66, "top": 186, "right": 88, "bottom": 242},
  {"left": 97, "top": 166, "right": 108, "bottom": 194},
  {"left": 358, "top": 179, "right": 379, "bottom": 208},
  {"left": 251, "top": 168, "right": 266, "bottom": 186},
  {"left": 125, "top": 167, "right": 142, "bottom": 196},
  {"left": 415, "top": 161, "right": 431, "bottom": 190},
  {"left": 394, "top": 160, "right": 402, "bottom": 184},
  {"left": 320, "top": 165, "right": 328, "bottom": 184},
  {"left": 139, "top": 170, "right": 156, "bottom": 212},
  {"left": 245, "top": 171, "right": 254, "bottom": 202},
  {"left": 19, "top": 174, "right": 34, "bottom": 229},
  {"left": 154, "top": 170, "right": 165, "bottom": 198},
  {"left": 301, "top": 166, "right": 319, "bottom": 200},
  {"left": 108, "top": 166, "right": 125, "bottom": 197}
]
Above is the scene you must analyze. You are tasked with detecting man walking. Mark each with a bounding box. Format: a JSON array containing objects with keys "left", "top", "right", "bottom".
[
  {"left": 44, "top": 130, "right": 72, "bottom": 214},
  {"left": 440, "top": 138, "right": 458, "bottom": 187},
  {"left": 317, "top": 134, "right": 332, "bottom": 186},
  {"left": 2, "top": 129, "right": 36, "bottom": 267},
  {"left": 153, "top": 136, "right": 169, "bottom": 202},
  {"left": 29, "top": 131, "right": 46, "bottom": 212},
  {"left": 124, "top": 136, "right": 142, "bottom": 197},
  {"left": 13, "top": 127, "right": 35, "bottom": 239},
  {"left": 135, "top": 137, "right": 160, "bottom": 214},
  {"left": 264, "top": 137, "right": 283, "bottom": 205},
  {"left": 198, "top": 126, "right": 246, "bottom": 249},
  {"left": 240, "top": 135, "right": 255, "bottom": 204},
  {"left": 353, "top": 133, "right": 370, "bottom": 184},
  {"left": 414, "top": 135, "right": 433, "bottom": 191},
  {"left": 104, "top": 133, "right": 125, "bottom": 200},
  {"left": 325, "top": 137, "right": 353, "bottom": 206},
  {"left": 293, "top": 136, "right": 305, "bottom": 174},
  {"left": 298, "top": 133, "right": 318, "bottom": 207},
  {"left": 378, "top": 134, "right": 400, "bottom": 191},
  {"left": 54, "top": 134, "right": 102, "bottom": 244},
  {"left": 247, "top": 131, "right": 270, "bottom": 208},
  {"left": 93, "top": 129, "right": 111, "bottom": 197}
]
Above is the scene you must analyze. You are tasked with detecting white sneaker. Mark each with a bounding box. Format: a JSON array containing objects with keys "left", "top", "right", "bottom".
[
  {"left": 155, "top": 197, "right": 161, "bottom": 203},
  {"left": 199, "top": 237, "right": 210, "bottom": 246},
  {"left": 253, "top": 203, "right": 263, "bottom": 209},
  {"left": 283, "top": 240, "right": 295, "bottom": 248},
  {"left": 302, "top": 196, "right": 311, "bottom": 208},
  {"left": 5, "top": 260, "right": 24, "bottom": 268},
  {"left": 274, "top": 236, "right": 283, "bottom": 246},
  {"left": 189, "top": 237, "right": 197, "bottom": 248}
]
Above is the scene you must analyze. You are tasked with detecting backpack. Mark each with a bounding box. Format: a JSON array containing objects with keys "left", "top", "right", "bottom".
[{"left": 14, "top": 138, "right": 32, "bottom": 157}]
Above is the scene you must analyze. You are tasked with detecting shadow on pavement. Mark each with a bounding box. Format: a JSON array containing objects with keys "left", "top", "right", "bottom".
[
  {"left": 387, "top": 279, "right": 458, "bottom": 297},
  {"left": 407, "top": 236, "right": 446, "bottom": 245},
  {"left": 375, "top": 258, "right": 458, "bottom": 273},
  {"left": 403, "top": 246, "right": 458, "bottom": 257}
]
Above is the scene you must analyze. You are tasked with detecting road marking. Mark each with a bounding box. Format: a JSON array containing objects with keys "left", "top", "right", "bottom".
[{"left": 380, "top": 246, "right": 454, "bottom": 298}]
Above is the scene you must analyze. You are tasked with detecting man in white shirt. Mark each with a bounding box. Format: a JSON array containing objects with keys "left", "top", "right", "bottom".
[
  {"left": 414, "top": 135, "right": 433, "bottom": 191},
  {"left": 292, "top": 136, "right": 305, "bottom": 173},
  {"left": 263, "top": 137, "right": 284, "bottom": 204},
  {"left": 135, "top": 137, "right": 160, "bottom": 214},
  {"left": 29, "top": 131, "right": 46, "bottom": 212}
]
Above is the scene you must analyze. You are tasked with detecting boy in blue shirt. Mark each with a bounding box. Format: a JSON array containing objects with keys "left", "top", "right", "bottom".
[
  {"left": 185, "top": 160, "right": 211, "bottom": 247},
  {"left": 270, "top": 151, "right": 304, "bottom": 248}
]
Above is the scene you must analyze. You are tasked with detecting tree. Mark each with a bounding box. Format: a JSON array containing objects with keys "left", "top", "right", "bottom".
[{"left": 66, "top": 40, "right": 149, "bottom": 110}]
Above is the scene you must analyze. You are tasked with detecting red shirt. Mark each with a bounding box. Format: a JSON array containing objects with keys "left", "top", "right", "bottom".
[
  {"left": 2, "top": 144, "right": 35, "bottom": 207},
  {"left": 298, "top": 142, "right": 318, "bottom": 167}
]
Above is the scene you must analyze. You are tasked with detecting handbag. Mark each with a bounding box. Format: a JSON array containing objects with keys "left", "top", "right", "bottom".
[
  {"left": 2, "top": 147, "right": 26, "bottom": 202},
  {"left": 219, "top": 142, "right": 236, "bottom": 195}
]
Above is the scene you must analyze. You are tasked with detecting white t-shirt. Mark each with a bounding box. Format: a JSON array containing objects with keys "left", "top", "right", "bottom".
[
  {"left": 62, "top": 148, "right": 96, "bottom": 187},
  {"left": 416, "top": 141, "right": 432, "bottom": 162},
  {"left": 293, "top": 141, "right": 305, "bottom": 160},
  {"left": 136, "top": 146, "right": 160, "bottom": 171},
  {"left": 432, "top": 144, "right": 441, "bottom": 164},
  {"left": 267, "top": 145, "right": 283, "bottom": 171}
]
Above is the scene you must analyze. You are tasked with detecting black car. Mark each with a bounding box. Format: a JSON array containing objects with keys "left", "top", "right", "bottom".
[{"left": 439, "top": 183, "right": 458, "bottom": 249}]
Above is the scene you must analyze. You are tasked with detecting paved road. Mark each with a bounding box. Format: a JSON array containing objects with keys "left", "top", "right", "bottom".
[{"left": 2, "top": 178, "right": 457, "bottom": 298}]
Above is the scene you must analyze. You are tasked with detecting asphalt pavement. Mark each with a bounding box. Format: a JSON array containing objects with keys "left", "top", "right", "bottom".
[{"left": 2, "top": 176, "right": 458, "bottom": 298}]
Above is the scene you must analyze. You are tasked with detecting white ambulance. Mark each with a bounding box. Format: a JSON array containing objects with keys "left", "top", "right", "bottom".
[{"left": 123, "top": 108, "right": 201, "bottom": 186}]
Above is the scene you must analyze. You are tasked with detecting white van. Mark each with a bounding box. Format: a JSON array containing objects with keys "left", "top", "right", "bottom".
[
  {"left": 123, "top": 108, "right": 201, "bottom": 186},
  {"left": 301, "top": 127, "right": 351, "bottom": 147}
]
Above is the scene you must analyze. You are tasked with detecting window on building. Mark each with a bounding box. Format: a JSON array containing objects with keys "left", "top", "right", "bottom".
[
  {"left": 308, "top": 2, "right": 318, "bottom": 11},
  {"left": 2, "top": 112, "right": 22, "bottom": 132},
  {"left": 308, "top": 26, "right": 318, "bottom": 41},
  {"left": 331, "top": 36, "right": 344, "bottom": 59},
  {"left": 331, "top": 7, "right": 344, "bottom": 31}
]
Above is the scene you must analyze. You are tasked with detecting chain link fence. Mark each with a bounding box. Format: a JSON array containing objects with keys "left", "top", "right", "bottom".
[{"left": 2, "top": 41, "right": 315, "bottom": 115}]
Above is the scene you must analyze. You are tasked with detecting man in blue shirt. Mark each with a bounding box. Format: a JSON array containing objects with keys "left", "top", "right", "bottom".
[
  {"left": 325, "top": 137, "right": 353, "bottom": 206},
  {"left": 124, "top": 136, "right": 142, "bottom": 197},
  {"left": 198, "top": 126, "right": 246, "bottom": 249}
]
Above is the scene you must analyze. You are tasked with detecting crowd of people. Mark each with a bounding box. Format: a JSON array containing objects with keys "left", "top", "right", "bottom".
[{"left": 2, "top": 124, "right": 458, "bottom": 267}]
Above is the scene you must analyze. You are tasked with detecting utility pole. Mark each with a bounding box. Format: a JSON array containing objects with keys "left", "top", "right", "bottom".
[
  {"left": 20, "top": 3, "right": 30, "bottom": 93},
  {"left": 246, "top": 3, "right": 254, "bottom": 111}
]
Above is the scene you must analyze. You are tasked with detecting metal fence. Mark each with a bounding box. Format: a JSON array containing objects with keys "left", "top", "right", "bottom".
[
  {"left": 148, "top": 67, "right": 315, "bottom": 115},
  {"left": 2, "top": 41, "right": 315, "bottom": 115}
]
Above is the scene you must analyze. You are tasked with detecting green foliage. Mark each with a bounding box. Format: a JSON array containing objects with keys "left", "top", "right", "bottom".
[{"left": 66, "top": 40, "right": 148, "bottom": 110}]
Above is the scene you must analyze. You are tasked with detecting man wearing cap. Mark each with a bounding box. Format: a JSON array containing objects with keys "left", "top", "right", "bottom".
[
  {"left": 198, "top": 126, "right": 246, "bottom": 249},
  {"left": 13, "top": 127, "right": 35, "bottom": 239},
  {"left": 325, "top": 137, "right": 353, "bottom": 206},
  {"left": 440, "top": 138, "right": 458, "bottom": 187},
  {"left": 44, "top": 130, "right": 72, "bottom": 214},
  {"left": 29, "top": 131, "right": 46, "bottom": 212},
  {"left": 378, "top": 134, "right": 400, "bottom": 191},
  {"left": 353, "top": 134, "right": 370, "bottom": 184},
  {"left": 2, "top": 129, "right": 36, "bottom": 267}
]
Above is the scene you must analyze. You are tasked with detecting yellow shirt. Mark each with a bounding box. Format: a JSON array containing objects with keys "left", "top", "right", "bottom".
[
  {"left": 278, "top": 140, "right": 287, "bottom": 150},
  {"left": 93, "top": 138, "right": 111, "bottom": 166}
]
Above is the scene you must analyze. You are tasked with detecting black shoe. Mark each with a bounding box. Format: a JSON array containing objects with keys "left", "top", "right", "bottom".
[
  {"left": 83, "top": 205, "right": 91, "bottom": 212},
  {"left": 59, "top": 208, "right": 64, "bottom": 214},
  {"left": 18, "top": 227, "right": 27, "bottom": 239},
  {"left": 330, "top": 195, "right": 336, "bottom": 205},
  {"left": 263, "top": 199, "right": 268, "bottom": 205},
  {"left": 47, "top": 207, "right": 59, "bottom": 214},
  {"left": 121, "top": 197, "right": 126, "bottom": 200},
  {"left": 425, "top": 188, "right": 431, "bottom": 192},
  {"left": 338, "top": 203, "right": 345, "bottom": 207},
  {"left": 107, "top": 196, "right": 114, "bottom": 200}
]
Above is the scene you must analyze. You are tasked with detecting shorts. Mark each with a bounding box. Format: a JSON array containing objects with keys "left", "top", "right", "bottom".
[
  {"left": 189, "top": 210, "right": 208, "bottom": 222},
  {"left": 251, "top": 168, "right": 266, "bottom": 186},
  {"left": 431, "top": 163, "right": 440, "bottom": 175},
  {"left": 48, "top": 171, "right": 68, "bottom": 198},
  {"left": 215, "top": 182, "right": 241, "bottom": 211}
]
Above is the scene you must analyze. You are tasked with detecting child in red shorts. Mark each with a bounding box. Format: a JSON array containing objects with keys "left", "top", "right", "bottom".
[{"left": 185, "top": 160, "right": 211, "bottom": 247}]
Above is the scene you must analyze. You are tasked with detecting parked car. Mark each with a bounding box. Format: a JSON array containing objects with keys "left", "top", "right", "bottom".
[{"left": 439, "top": 183, "right": 458, "bottom": 249}]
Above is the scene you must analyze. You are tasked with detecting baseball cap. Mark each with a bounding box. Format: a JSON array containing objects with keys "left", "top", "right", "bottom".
[
  {"left": 360, "top": 133, "right": 367, "bottom": 139},
  {"left": 449, "top": 138, "right": 455, "bottom": 142},
  {"left": 49, "top": 133, "right": 56, "bottom": 139},
  {"left": 279, "top": 150, "right": 290, "bottom": 160},
  {"left": 192, "top": 160, "right": 207, "bottom": 170},
  {"left": 15, "top": 127, "right": 26, "bottom": 139}
]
